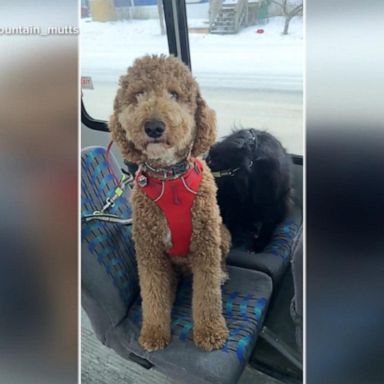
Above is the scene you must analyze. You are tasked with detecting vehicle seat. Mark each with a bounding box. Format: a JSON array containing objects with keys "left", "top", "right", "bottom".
[
  {"left": 226, "top": 205, "right": 302, "bottom": 284},
  {"left": 226, "top": 157, "right": 302, "bottom": 285},
  {"left": 81, "top": 146, "right": 273, "bottom": 384}
]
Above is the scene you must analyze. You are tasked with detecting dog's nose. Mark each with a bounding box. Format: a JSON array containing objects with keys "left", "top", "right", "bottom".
[{"left": 144, "top": 120, "right": 165, "bottom": 139}]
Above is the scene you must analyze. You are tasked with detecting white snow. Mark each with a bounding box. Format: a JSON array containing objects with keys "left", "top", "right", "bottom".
[
  {"left": 80, "top": 16, "right": 303, "bottom": 154},
  {"left": 80, "top": 16, "right": 303, "bottom": 90}
]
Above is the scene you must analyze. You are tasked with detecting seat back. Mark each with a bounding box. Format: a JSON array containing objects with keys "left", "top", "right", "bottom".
[
  {"left": 227, "top": 205, "right": 301, "bottom": 283},
  {"left": 81, "top": 146, "right": 139, "bottom": 341}
]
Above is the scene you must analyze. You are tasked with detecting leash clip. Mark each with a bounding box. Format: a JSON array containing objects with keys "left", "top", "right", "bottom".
[
  {"left": 137, "top": 174, "right": 148, "bottom": 187},
  {"left": 229, "top": 167, "right": 240, "bottom": 176}
]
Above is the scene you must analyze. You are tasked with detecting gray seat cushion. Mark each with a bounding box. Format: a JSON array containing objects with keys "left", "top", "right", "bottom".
[{"left": 227, "top": 207, "right": 302, "bottom": 284}]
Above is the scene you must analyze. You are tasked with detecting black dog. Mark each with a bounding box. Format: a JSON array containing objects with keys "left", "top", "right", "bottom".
[{"left": 206, "top": 128, "right": 293, "bottom": 251}]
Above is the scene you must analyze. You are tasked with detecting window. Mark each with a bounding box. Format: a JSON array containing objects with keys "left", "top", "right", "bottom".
[
  {"left": 186, "top": 0, "right": 303, "bottom": 154},
  {"left": 81, "top": 0, "right": 169, "bottom": 122},
  {"left": 81, "top": 0, "right": 303, "bottom": 155}
]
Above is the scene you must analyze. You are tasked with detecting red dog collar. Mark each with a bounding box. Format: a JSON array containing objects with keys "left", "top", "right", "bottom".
[{"left": 135, "top": 159, "right": 203, "bottom": 257}]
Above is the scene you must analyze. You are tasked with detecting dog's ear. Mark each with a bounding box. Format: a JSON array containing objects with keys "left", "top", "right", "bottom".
[
  {"left": 109, "top": 78, "right": 143, "bottom": 163},
  {"left": 191, "top": 92, "right": 216, "bottom": 157},
  {"left": 109, "top": 112, "right": 143, "bottom": 164},
  {"left": 232, "top": 137, "right": 247, "bottom": 149}
]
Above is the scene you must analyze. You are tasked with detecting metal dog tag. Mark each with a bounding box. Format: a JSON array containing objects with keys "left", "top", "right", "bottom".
[{"left": 137, "top": 174, "right": 147, "bottom": 187}]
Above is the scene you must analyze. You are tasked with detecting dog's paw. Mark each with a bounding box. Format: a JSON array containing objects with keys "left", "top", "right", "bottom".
[
  {"left": 193, "top": 317, "right": 229, "bottom": 351},
  {"left": 139, "top": 325, "right": 171, "bottom": 352}
]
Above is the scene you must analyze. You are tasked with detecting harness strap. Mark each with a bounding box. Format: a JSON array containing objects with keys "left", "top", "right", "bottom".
[{"left": 136, "top": 159, "right": 203, "bottom": 257}]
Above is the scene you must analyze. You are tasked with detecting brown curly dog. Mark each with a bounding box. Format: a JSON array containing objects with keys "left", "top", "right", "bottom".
[{"left": 109, "top": 55, "right": 231, "bottom": 352}]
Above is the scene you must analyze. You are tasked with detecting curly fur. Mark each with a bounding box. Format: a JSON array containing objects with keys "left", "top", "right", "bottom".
[
  {"left": 109, "top": 55, "right": 230, "bottom": 352},
  {"left": 207, "top": 128, "right": 293, "bottom": 251}
]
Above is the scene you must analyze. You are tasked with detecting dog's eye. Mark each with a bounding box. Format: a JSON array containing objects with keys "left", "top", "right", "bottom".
[
  {"left": 169, "top": 90, "right": 179, "bottom": 100},
  {"left": 134, "top": 91, "right": 145, "bottom": 99}
]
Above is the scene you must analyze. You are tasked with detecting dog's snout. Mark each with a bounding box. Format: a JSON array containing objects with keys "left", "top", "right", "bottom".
[{"left": 144, "top": 120, "right": 165, "bottom": 139}]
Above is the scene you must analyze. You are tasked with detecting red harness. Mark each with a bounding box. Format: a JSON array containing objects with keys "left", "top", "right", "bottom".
[{"left": 135, "top": 159, "right": 203, "bottom": 257}]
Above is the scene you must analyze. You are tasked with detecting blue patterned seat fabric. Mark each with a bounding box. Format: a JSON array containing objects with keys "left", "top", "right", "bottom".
[
  {"left": 81, "top": 147, "right": 138, "bottom": 329},
  {"left": 81, "top": 146, "right": 282, "bottom": 383},
  {"left": 110, "top": 266, "right": 272, "bottom": 384}
]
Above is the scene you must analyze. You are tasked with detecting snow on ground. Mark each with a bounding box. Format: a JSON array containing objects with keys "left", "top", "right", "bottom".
[{"left": 80, "top": 16, "right": 303, "bottom": 90}]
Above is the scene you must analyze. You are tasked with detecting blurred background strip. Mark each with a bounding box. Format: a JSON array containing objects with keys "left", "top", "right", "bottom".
[
  {"left": 306, "top": 0, "right": 384, "bottom": 383},
  {"left": 0, "top": 1, "right": 78, "bottom": 383}
]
